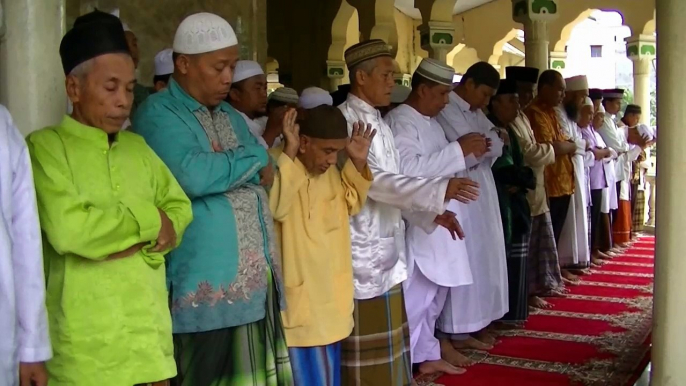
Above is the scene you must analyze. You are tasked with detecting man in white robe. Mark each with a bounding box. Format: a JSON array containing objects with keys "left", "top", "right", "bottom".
[
  {"left": 0, "top": 105, "right": 52, "bottom": 386},
  {"left": 386, "top": 58, "right": 488, "bottom": 374},
  {"left": 337, "top": 40, "right": 479, "bottom": 386},
  {"left": 555, "top": 76, "right": 593, "bottom": 277},
  {"left": 435, "top": 62, "right": 509, "bottom": 352}
]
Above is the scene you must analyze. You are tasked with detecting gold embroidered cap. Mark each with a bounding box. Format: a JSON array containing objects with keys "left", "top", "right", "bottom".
[
  {"left": 415, "top": 58, "right": 455, "bottom": 86},
  {"left": 344, "top": 39, "right": 392, "bottom": 69}
]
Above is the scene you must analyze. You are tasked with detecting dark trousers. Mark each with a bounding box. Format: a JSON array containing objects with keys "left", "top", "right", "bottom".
[
  {"left": 590, "top": 189, "right": 603, "bottom": 253},
  {"left": 549, "top": 195, "right": 572, "bottom": 244}
]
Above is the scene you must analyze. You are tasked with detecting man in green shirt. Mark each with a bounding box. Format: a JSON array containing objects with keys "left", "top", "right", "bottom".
[{"left": 26, "top": 10, "right": 192, "bottom": 386}]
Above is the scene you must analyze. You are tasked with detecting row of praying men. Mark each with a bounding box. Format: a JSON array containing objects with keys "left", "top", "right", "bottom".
[{"left": 0, "top": 8, "right": 656, "bottom": 386}]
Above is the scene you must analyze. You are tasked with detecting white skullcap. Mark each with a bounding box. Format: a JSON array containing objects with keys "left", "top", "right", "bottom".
[
  {"left": 597, "top": 103, "right": 606, "bottom": 114},
  {"left": 173, "top": 12, "right": 237, "bottom": 55},
  {"left": 390, "top": 85, "right": 412, "bottom": 104},
  {"left": 154, "top": 48, "right": 174, "bottom": 76},
  {"left": 109, "top": 9, "right": 132, "bottom": 32},
  {"left": 565, "top": 75, "right": 589, "bottom": 92},
  {"left": 415, "top": 58, "right": 455, "bottom": 86},
  {"left": 583, "top": 97, "right": 593, "bottom": 107},
  {"left": 270, "top": 87, "right": 299, "bottom": 105},
  {"left": 637, "top": 123, "right": 655, "bottom": 141},
  {"left": 233, "top": 60, "right": 264, "bottom": 83},
  {"left": 299, "top": 87, "right": 333, "bottom": 109}
]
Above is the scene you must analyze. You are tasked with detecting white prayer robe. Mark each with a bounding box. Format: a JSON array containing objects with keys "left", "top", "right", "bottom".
[
  {"left": 0, "top": 105, "right": 52, "bottom": 384},
  {"left": 592, "top": 130, "right": 619, "bottom": 213},
  {"left": 435, "top": 92, "right": 509, "bottom": 334},
  {"left": 555, "top": 107, "right": 593, "bottom": 267},
  {"left": 597, "top": 113, "right": 642, "bottom": 200},
  {"left": 339, "top": 94, "right": 450, "bottom": 300},
  {"left": 386, "top": 104, "right": 472, "bottom": 363}
]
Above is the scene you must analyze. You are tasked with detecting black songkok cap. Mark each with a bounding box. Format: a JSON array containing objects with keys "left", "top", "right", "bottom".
[
  {"left": 505, "top": 66, "right": 540, "bottom": 84},
  {"left": 299, "top": 105, "right": 349, "bottom": 140},
  {"left": 625, "top": 104, "right": 642, "bottom": 115},
  {"left": 463, "top": 62, "right": 500, "bottom": 90},
  {"left": 603, "top": 88, "right": 625, "bottom": 100},
  {"left": 589, "top": 88, "right": 603, "bottom": 101},
  {"left": 60, "top": 10, "right": 131, "bottom": 75},
  {"left": 496, "top": 79, "right": 518, "bottom": 96}
]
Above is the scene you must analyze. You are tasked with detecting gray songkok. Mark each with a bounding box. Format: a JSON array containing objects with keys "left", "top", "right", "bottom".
[
  {"left": 269, "top": 87, "right": 299, "bottom": 105},
  {"left": 415, "top": 58, "right": 455, "bottom": 86},
  {"left": 390, "top": 85, "right": 412, "bottom": 104}
]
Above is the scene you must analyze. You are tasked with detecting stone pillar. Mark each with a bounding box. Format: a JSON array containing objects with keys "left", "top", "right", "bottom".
[
  {"left": 652, "top": 0, "right": 686, "bottom": 383},
  {"left": 627, "top": 34, "right": 656, "bottom": 126},
  {"left": 326, "top": 60, "right": 346, "bottom": 92},
  {"left": 0, "top": 0, "right": 66, "bottom": 136},
  {"left": 550, "top": 51, "right": 567, "bottom": 74},
  {"left": 512, "top": 0, "right": 559, "bottom": 73},
  {"left": 419, "top": 21, "right": 456, "bottom": 62}
]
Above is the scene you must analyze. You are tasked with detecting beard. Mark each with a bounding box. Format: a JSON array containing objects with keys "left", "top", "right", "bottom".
[{"left": 564, "top": 102, "right": 579, "bottom": 122}]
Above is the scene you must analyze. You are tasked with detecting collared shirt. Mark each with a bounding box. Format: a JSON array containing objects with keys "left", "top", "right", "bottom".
[
  {"left": 133, "top": 79, "right": 285, "bottom": 333},
  {"left": 338, "top": 94, "right": 449, "bottom": 300},
  {"left": 525, "top": 98, "right": 575, "bottom": 197},
  {"left": 26, "top": 115, "right": 192, "bottom": 385},
  {"left": 269, "top": 148, "right": 372, "bottom": 347},
  {"left": 0, "top": 105, "right": 51, "bottom": 386}
]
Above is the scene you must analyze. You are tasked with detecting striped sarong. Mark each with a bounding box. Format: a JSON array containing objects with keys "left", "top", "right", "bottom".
[
  {"left": 341, "top": 285, "right": 412, "bottom": 386},
  {"left": 171, "top": 271, "right": 293, "bottom": 386},
  {"left": 290, "top": 343, "right": 341, "bottom": 386},
  {"left": 501, "top": 233, "right": 530, "bottom": 322},
  {"left": 527, "top": 212, "right": 564, "bottom": 296}
]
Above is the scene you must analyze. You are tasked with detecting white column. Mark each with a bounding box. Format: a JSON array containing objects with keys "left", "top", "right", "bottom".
[
  {"left": 652, "top": 0, "right": 686, "bottom": 383},
  {"left": 0, "top": 0, "right": 66, "bottom": 135},
  {"left": 632, "top": 58, "right": 652, "bottom": 125},
  {"left": 523, "top": 20, "right": 549, "bottom": 73}
]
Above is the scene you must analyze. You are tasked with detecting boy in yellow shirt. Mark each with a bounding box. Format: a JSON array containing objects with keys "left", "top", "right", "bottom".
[{"left": 269, "top": 106, "right": 375, "bottom": 386}]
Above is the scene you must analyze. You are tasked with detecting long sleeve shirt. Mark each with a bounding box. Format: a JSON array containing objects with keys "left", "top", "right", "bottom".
[
  {"left": 509, "top": 111, "right": 556, "bottom": 216},
  {"left": 26, "top": 115, "right": 193, "bottom": 386},
  {"left": 0, "top": 105, "right": 51, "bottom": 386},
  {"left": 134, "top": 79, "right": 286, "bottom": 333},
  {"left": 338, "top": 94, "right": 450, "bottom": 300},
  {"left": 524, "top": 98, "right": 575, "bottom": 197},
  {"left": 269, "top": 149, "right": 372, "bottom": 347}
]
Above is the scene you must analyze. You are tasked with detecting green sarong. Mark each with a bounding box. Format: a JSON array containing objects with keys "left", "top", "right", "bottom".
[{"left": 172, "top": 271, "right": 293, "bottom": 386}]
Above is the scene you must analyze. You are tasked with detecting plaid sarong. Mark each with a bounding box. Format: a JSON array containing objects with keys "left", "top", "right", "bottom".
[
  {"left": 527, "top": 212, "right": 564, "bottom": 296},
  {"left": 171, "top": 271, "right": 293, "bottom": 386},
  {"left": 632, "top": 190, "right": 646, "bottom": 234},
  {"left": 341, "top": 285, "right": 412, "bottom": 386},
  {"left": 290, "top": 343, "right": 341, "bottom": 386}
]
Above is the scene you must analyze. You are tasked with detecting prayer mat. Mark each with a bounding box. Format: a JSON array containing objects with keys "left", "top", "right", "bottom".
[
  {"left": 527, "top": 212, "right": 564, "bottom": 296},
  {"left": 171, "top": 271, "right": 293, "bottom": 386},
  {"left": 289, "top": 342, "right": 342, "bottom": 386},
  {"left": 341, "top": 284, "right": 413, "bottom": 386}
]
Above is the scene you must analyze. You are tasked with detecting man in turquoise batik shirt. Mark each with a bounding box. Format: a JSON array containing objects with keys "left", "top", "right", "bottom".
[{"left": 133, "top": 12, "right": 293, "bottom": 386}]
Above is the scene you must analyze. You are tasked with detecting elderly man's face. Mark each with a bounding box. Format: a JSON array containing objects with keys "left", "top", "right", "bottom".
[
  {"left": 67, "top": 53, "right": 136, "bottom": 134},
  {"left": 356, "top": 57, "right": 395, "bottom": 107},
  {"left": 177, "top": 45, "right": 240, "bottom": 108}
]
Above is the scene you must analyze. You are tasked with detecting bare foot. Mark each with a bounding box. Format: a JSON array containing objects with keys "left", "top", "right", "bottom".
[
  {"left": 529, "top": 295, "right": 552, "bottom": 309},
  {"left": 562, "top": 270, "right": 581, "bottom": 284},
  {"left": 596, "top": 251, "right": 613, "bottom": 260},
  {"left": 451, "top": 335, "right": 494, "bottom": 351},
  {"left": 440, "top": 339, "right": 475, "bottom": 367},
  {"left": 475, "top": 330, "right": 497, "bottom": 346},
  {"left": 591, "top": 257, "right": 605, "bottom": 267},
  {"left": 570, "top": 269, "right": 591, "bottom": 276},
  {"left": 492, "top": 321, "right": 525, "bottom": 330},
  {"left": 418, "top": 359, "right": 466, "bottom": 375}
]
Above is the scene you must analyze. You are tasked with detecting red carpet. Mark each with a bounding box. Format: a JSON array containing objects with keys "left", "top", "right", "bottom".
[{"left": 417, "top": 236, "right": 654, "bottom": 386}]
